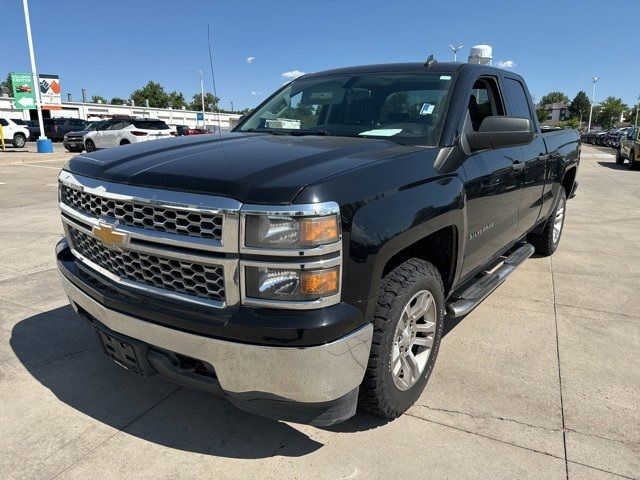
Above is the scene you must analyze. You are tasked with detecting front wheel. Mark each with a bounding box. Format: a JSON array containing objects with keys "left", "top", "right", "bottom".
[
  {"left": 85, "top": 139, "right": 96, "bottom": 152},
  {"left": 616, "top": 148, "right": 624, "bottom": 164},
  {"left": 529, "top": 189, "right": 567, "bottom": 256},
  {"left": 12, "top": 133, "right": 26, "bottom": 148},
  {"left": 359, "top": 258, "right": 444, "bottom": 419},
  {"left": 629, "top": 150, "right": 638, "bottom": 171}
]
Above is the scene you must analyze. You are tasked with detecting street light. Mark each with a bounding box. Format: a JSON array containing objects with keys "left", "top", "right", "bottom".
[
  {"left": 21, "top": 0, "right": 51, "bottom": 152},
  {"left": 196, "top": 69, "right": 205, "bottom": 125},
  {"left": 449, "top": 43, "right": 464, "bottom": 62},
  {"left": 587, "top": 76, "right": 600, "bottom": 133}
]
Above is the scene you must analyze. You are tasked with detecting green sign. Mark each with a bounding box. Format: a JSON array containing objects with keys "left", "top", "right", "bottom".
[{"left": 10, "top": 73, "right": 36, "bottom": 110}]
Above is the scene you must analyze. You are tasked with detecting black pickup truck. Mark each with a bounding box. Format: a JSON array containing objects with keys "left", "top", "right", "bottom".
[{"left": 56, "top": 61, "right": 579, "bottom": 426}]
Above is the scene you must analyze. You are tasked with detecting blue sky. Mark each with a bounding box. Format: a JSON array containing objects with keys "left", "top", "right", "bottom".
[{"left": 2, "top": 0, "right": 639, "bottom": 110}]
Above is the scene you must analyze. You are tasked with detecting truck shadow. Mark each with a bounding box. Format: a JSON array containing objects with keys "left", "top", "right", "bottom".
[
  {"left": 10, "top": 305, "right": 323, "bottom": 459},
  {"left": 597, "top": 161, "right": 638, "bottom": 171}
]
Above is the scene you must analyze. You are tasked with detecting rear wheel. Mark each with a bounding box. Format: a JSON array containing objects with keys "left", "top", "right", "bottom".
[
  {"left": 359, "top": 258, "right": 444, "bottom": 419},
  {"left": 528, "top": 189, "right": 567, "bottom": 256},
  {"left": 616, "top": 148, "right": 624, "bottom": 164},
  {"left": 12, "top": 133, "right": 26, "bottom": 148},
  {"left": 85, "top": 139, "right": 96, "bottom": 152}
]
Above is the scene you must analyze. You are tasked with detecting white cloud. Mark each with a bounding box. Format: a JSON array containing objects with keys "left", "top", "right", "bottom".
[
  {"left": 246, "top": 56, "right": 255, "bottom": 64},
  {"left": 281, "top": 70, "right": 305, "bottom": 79},
  {"left": 495, "top": 60, "right": 516, "bottom": 69},
  {"left": 250, "top": 91, "right": 263, "bottom": 95}
]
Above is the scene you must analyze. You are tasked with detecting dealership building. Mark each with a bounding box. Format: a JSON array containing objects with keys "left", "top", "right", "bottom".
[{"left": 0, "top": 95, "right": 241, "bottom": 130}]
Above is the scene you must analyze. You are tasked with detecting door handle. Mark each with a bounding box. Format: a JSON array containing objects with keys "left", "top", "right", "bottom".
[{"left": 512, "top": 160, "right": 525, "bottom": 171}]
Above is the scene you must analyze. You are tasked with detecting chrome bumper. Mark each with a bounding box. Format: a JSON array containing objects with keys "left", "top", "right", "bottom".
[{"left": 60, "top": 273, "right": 372, "bottom": 403}]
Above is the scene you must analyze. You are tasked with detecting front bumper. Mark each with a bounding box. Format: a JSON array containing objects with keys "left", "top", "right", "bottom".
[
  {"left": 63, "top": 140, "right": 84, "bottom": 150},
  {"left": 58, "top": 259, "right": 372, "bottom": 424}
]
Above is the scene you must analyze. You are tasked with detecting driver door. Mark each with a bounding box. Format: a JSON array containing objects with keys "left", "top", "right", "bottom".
[{"left": 461, "top": 76, "right": 524, "bottom": 277}]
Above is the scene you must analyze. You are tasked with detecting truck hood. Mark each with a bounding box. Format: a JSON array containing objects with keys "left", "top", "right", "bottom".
[{"left": 64, "top": 132, "right": 415, "bottom": 204}]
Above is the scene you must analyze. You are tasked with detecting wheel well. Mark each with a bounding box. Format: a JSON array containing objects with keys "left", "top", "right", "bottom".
[
  {"left": 120, "top": 139, "right": 130, "bottom": 145},
  {"left": 382, "top": 226, "right": 457, "bottom": 294},
  {"left": 14, "top": 132, "right": 26, "bottom": 138},
  {"left": 562, "top": 167, "right": 577, "bottom": 198}
]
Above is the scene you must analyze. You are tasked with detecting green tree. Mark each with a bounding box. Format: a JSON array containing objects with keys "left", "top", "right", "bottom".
[
  {"left": 110, "top": 97, "right": 126, "bottom": 105},
  {"left": 90, "top": 95, "right": 107, "bottom": 103},
  {"left": 568, "top": 91, "right": 591, "bottom": 122},
  {"left": 167, "top": 91, "right": 186, "bottom": 109},
  {"left": 131, "top": 81, "right": 169, "bottom": 108},
  {"left": 536, "top": 107, "right": 549, "bottom": 123},
  {"left": 189, "top": 92, "right": 219, "bottom": 111},
  {"left": 597, "top": 97, "right": 628, "bottom": 129},
  {"left": 1, "top": 73, "right": 13, "bottom": 95},
  {"left": 539, "top": 91, "right": 569, "bottom": 106}
]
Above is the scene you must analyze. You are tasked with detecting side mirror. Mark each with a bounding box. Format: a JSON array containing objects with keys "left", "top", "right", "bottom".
[{"left": 465, "top": 116, "right": 535, "bottom": 152}]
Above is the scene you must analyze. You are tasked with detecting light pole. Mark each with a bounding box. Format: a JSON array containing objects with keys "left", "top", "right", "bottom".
[
  {"left": 635, "top": 94, "right": 640, "bottom": 126},
  {"left": 230, "top": 100, "right": 234, "bottom": 113},
  {"left": 587, "top": 76, "right": 599, "bottom": 132},
  {"left": 449, "top": 43, "right": 464, "bottom": 62},
  {"left": 197, "top": 69, "right": 205, "bottom": 126},
  {"left": 22, "top": 0, "right": 50, "bottom": 152}
]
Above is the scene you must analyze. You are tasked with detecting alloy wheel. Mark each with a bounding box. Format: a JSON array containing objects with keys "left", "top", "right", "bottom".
[{"left": 391, "top": 289, "right": 437, "bottom": 391}]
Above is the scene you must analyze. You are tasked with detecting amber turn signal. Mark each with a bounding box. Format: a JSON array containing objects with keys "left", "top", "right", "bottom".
[
  {"left": 300, "top": 216, "right": 339, "bottom": 246},
  {"left": 300, "top": 267, "right": 340, "bottom": 296}
]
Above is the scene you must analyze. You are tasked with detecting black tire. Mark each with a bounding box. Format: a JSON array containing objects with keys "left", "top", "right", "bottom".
[
  {"left": 12, "top": 133, "right": 26, "bottom": 148},
  {"left": 629, "top": 150, "right": 638, "bottom": 171},
  {"left": 528, "top": 189, "right": 567, "bottom": 256},
  {"left": 616, "top": 148, "right": 624, "bottom": 164},
  {"left": 359, "top": 258, "right": 445, "bottom": 419},
  {"left": 85, "top": 139, "right": 96, "bottom": 152}
]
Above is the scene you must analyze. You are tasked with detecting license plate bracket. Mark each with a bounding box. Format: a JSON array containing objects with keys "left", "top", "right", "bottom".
[{"left": 96, "top": 327, "right": 153, "bottom": 376}]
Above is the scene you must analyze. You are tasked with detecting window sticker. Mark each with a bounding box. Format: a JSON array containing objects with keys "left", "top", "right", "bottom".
[
  {"left": 419, "top": 103, "right": 435, "bottom": 115},
  {"left": 358, "top": 128, "right": 403, "bottom": 137}
]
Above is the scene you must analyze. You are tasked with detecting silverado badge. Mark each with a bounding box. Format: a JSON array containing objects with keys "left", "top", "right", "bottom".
[{"left": 92, "top": 223, "right": 127, "bottom": 248}]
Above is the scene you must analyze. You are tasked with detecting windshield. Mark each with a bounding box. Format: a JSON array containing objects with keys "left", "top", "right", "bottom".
[
  {"left": 239, "top": 73, "right": 454, "bottom": 145},
  {"left": 13, "top": 119, "right": 27, "bottom": 125}
]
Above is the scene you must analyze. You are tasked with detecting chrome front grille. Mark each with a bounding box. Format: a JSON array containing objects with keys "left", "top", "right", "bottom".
[
  {"left": 68, "top": 226, "right": 226, "bottom": 303},
  {"left": 60, "top": 183, "right": 223, "bottom": 240},
  {"left": 58, "top": 171, "right": 242, "bottom": 308}
]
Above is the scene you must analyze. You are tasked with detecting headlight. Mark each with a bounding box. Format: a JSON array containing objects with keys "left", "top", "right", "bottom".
[
  {"left": 244, "top": 214, "right": 339, "bottom": 249},
  {"left": 244, "top": 265, "right": 340, "bottom": 302}
]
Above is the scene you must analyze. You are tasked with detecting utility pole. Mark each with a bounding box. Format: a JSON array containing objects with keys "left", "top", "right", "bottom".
[
  {"left": 22, "top": 0, "right": 49, "bottom": 151},
  {"left": 449, "top": 43, "right": 464, "bottom": 62},
  {"left": 587, "top": 76, "right": 599, "bottom": 132},
  {"left": 197, "top": 69, "right": 205, "bottom": 126}
]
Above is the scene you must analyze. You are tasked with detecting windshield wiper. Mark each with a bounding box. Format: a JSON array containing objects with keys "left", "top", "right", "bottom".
[
  {"left": 288, "top": 130, "right": 330, "bottom": 136},
  {"left": 243, "top": 128, "right": 288, "bottom": 135}
]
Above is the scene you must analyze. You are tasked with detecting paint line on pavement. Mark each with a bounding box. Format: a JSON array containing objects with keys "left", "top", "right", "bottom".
[{"left": 15, "top": 163, "right": 62, "bottom": 170}]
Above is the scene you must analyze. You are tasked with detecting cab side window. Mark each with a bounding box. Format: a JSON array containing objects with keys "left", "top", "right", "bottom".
[
  {"left": 466, "top": 77, "right": 504, "bottom": 132},
  {"left": 503, "top": 78, "right": 533, "bottom": 121}
]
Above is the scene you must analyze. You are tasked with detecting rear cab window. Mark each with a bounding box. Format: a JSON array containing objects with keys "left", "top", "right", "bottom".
[{"left": 503, "top": 77, "right": 535, "bottom": 125}]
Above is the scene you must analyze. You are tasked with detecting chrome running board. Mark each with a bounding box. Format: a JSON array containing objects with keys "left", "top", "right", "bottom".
[{"left": 446, "top": 243, "right": 535, "bottom": 318}]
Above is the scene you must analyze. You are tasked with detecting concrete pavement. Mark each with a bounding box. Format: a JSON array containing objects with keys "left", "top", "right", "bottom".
[{"left": 0, "top": 145, "right": 638, "bottom": 479}]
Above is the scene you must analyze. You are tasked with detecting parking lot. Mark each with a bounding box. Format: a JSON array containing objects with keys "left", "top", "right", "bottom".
[{"left": 0, "top": 144, "right": 638, "bottom": 479}]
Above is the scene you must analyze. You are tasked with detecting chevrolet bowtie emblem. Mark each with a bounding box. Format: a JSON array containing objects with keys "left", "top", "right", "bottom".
[{"left": 92, "top": 223, "right": 127, "bottom": 247}]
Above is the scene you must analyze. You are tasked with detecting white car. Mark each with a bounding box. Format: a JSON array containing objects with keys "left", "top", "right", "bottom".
[
  {"left": 0, "top": 117, "right": 30, "bottom": 148},
  {"left": 83, "top": 117, "right": 173, "bottom": 151}
]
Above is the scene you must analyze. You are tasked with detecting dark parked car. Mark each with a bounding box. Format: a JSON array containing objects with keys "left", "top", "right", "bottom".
[
  {"left": 56, "top": 61, "right": 579, "bottom": 426},
  {"left": 41, "top": 118, "right": 88, "bottom": 141},
  {"left": 63, "top": 121, "right": 107, "bottom": 152}
]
